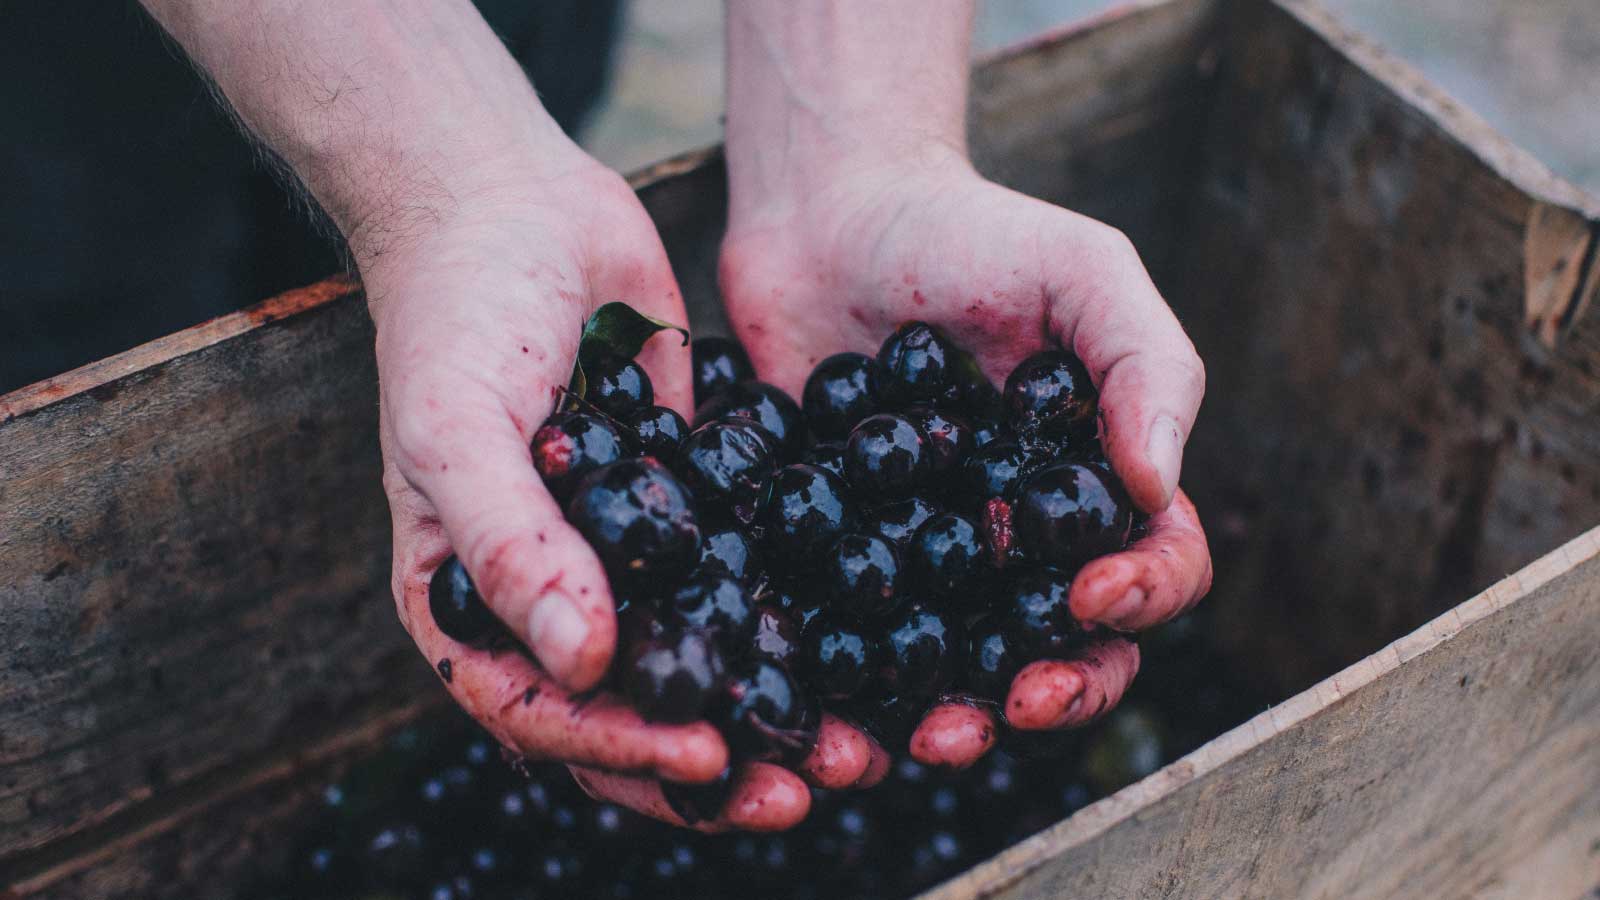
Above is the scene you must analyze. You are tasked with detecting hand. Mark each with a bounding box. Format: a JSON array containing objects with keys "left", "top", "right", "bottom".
[
  {"left": 720, "top": 150, "right": 1212, "bottom": 768},
  {"left": 370, "top": 146, "right": 890, "bottom": 829}
]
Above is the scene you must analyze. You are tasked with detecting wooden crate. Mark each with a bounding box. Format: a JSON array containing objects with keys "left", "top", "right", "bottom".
[{"left": 2, "top": 0, "right": 1597, "bottom": 896}]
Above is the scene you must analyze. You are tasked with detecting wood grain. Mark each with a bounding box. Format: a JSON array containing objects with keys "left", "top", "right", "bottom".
[
  {"left": 0, "top": 282, "right": 414, "bottom": 862},
  {"left": 1175, "top": 0, "right": 1600, "bottom": 695},
  {"left": 928, "top": 525, "right": 1600, "bottom": 900}
]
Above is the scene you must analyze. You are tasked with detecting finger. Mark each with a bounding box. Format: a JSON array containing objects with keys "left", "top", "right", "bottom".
[
  {"left": 854, "top": 735, "right": 893, "bottom": 789},
  {"left": 570, "top": 762, "right": 812, "bottom": 833},
  {"left": 591, "top": 212, "right": 695, "bottom": 416},
  {"left": 392, "top": 531, "right": 728, "bottom": 782},
  {"left": 1046, "top": 221, "right": 1204, "bottom": 513},
  {"left": 796, "top": 714, "right": 877, "bottom": 789},
  {"left": 1069, "top": 489, "right": 1212, "bottom": 631},
  {"left": 385, "top": 378, "right": 618, "bottom": 691},
  {"left": 1005, "top": 638, "right": 1140, "bottom": 731},
  {"left": 909, "top": 702, "right": 1000, "bottom": 770}
]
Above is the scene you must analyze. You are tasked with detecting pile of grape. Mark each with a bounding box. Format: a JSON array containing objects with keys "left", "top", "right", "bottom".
[
  {"left": 428, "top": 310, "right": 1140, "bottom": 814},
  {"left": 255, "top": 609, "right": 1271, "bottom": 899},
  {"left": 258, "top": 703, "right": 1172, "bottom": 900}
]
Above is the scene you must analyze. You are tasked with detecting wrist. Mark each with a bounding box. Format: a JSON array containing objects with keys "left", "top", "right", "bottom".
[
  {"left": 723, "top": 0, "right": 974, "bottom": 228},
  {"left": 322, "top": 126, "right": 592, "bottom": 272}
]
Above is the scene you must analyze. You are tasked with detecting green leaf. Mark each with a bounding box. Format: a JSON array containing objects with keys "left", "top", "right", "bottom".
[
  {"left": 948, "top": 340, "right": 994, "bottom": 396},
  {"left": 569, "top": 301, "right": 689, "bottom": 394}
]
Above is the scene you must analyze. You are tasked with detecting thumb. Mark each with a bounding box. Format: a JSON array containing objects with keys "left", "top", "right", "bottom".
[
  {"left": 1048, "top": 224, "right": 1204, "bottom": 513},
  {"left": 388, "top": 387, "right": 617, "bottom": 691}
]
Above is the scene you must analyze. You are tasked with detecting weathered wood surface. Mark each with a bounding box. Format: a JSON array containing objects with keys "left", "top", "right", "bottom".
[
  {"left": 0, "top": 276, "right": 420, "bottom": 868},
  {"left": 1176, "top": 0, "right": 1600, "bottom": 695},
  {"left": 930, "top": 526, "right": 1600, "bottom": 900}
]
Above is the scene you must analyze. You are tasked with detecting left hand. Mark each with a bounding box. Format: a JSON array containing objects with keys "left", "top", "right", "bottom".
[{"left": 719, "top": 150, "right": 1212, "bottom": 768}]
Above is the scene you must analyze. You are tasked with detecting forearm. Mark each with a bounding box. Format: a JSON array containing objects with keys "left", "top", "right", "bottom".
[
  {"left": 723, "top": 0, "right": 975, "bottom": 213},
  {"left": 140, "top": 0, "right": 577, "bottom": 264}
]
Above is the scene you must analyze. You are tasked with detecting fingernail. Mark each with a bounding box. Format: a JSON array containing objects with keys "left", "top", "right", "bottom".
[
  {"left": 526, "top": 590, "right": 591, "bottom": 685},
  {"left": 1103, "top": 587, "right": 1146, "bottom": 627},
  {"left": 1145, "top": 416, "right": 1183, "bottom": 508}
]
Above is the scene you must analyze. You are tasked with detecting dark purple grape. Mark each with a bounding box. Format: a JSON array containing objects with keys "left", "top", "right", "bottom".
[
  {"left": 907, "top": 404, "right": 976, "bottom": 475},
  {"left": 1006, "top": 725, "right": 1082, "bottom": 762},
  {"left": 582, "top": 348, "right": 654, "bottom": 419},
  {"left": 802, "top": 352, "right": 882, "bottom": 440},
  {"left": 615, "top": 602, "right": 666, "bottom": 656},
  {"left": 661, "top": 766, "right": 734, "bottom": 825},
  {"left": 622, "top": 629, "right": 726, "bottom": 723},
  {"left": 1000, "top": 567, "right": 1090, "bottom": 659},
  {"left": 863, "top": 495, "right": 943, "bottom": 553},
  {"left": 565, "top": 458, "right": 701, "bottom": 589},
  {"left": 802, "top": 440, "right": 849, "bottom": 482},
  {"left": 1013, "top": 461, "right": 1132, "bottom": 570},
  {"left": 531, "top": 844, "right": 585, "bottom": 891},
  {"left": 692, "top": 336, "right": 754, "bottom": 405},
  {"left": 959, "top": 375, "right": 1005, "bottom": 422},
  {"left": 906, "top": 513, "right": 987, "bottom": 607},
  {"left": 761, "top": 464, "right": 856, "bottom": 567},
  {"left": 971, "top": 419, "right": 1005, "bottom": 448},
  {"left": 1003, "top": 349, "right": 1098, "bottom": 444},
  {"left": 696, "top": 522, "right": 764, "bottom": 585},
  {"left": 800, "top": 612, "right": 879, "bottom": 699},
  {"left": 751, "top": 603, "right": 802, "bottom": 668},
  {"left": 428, "top": 555, "right": 499, "bottom": 645},
  {"left": 695, "top": 381, "right": 805, "bottom": 457},
  {"left": 719, "top": 660, "right": 820, "bottom": 761},
  {"left": 532, "top": 410, "right": 633, "bottom": 504},
  {"left": 844, "top": 413, "right": 931, "bottom": 499},
  {"left": 760, "top": 578, "right": 826, "bottom": 630},
  {"left": 663, "top": 573, "right": 758, "bottom": 651},
  {"left": 965, "top": 614, "right": 1022, "bottom": 698},
  {"left": 877, "top": 321, "right": 955, "bottom": 405},
  {"left": 848, "top": 692, "right": 925, "bottom": 748},
  {"left": 673, "top": 418, "right": 779, "bottom": 524},
  {"left": 963, "top": 440, "right": 1037, "bottom": 506},
  {"left": 625, "top": 405, "right": 688, "bottom": 459},
  {"left": 880, "top": 605, "right": 963, "bottom": 699},
  {"left": 361, "top": 821, "right": 428, "bottom": 886},
  {"left": 823, "top": 532, "right": 901, "bottom": 620}
]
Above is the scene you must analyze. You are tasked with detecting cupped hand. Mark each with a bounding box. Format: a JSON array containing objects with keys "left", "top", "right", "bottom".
[
  {"left": 370, "top": 149, "right": 868, "bottom": 829},
  {"left": 720, "top": 151, "right": 1212, "bottom": 768}
]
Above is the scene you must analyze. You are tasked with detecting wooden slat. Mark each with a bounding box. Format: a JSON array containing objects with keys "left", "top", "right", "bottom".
[
  {"left": 929, "top": 525, "right": 1600, "bottom": 900},
  {"left": 0, "top": 276, "right": 416, "bottom": 867},
  {"left": 1172, "top": 0, "right": 1600, "bottom": 695}
]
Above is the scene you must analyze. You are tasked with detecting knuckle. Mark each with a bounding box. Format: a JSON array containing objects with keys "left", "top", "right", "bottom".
[
  {"left": 1083, "top": 222, "right": 1139, "bottom": 267},
  {"left": 460, "top": 528, "right": 542, "bottom": 605},
  {"left": 388, "top": 402, "right": 452, "bottom": 472},
  {"left": 1173, "top": 349, "right": 1207, "bottom": 400}
]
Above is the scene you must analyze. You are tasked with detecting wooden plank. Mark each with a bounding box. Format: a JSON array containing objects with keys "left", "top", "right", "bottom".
[
  {"left": 1172, "top": 0, "right": 1600, "bottom": 695},
  {"left": 929, "top": 526, "right": 1600, "bottom": 900},
  {"left": 0, "top": 276, "right": 419, "bottom": 865},
  {"left": 2, "top": 699, "right": 441, "bottom": 898}
]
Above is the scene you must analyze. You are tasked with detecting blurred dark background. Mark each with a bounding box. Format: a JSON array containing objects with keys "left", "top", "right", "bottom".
[
  {"left": 0, "top": 1, "right": 621, "bottom": 394},
  {"left": 2, "top": 0, "right": 1596, "bottom": 395}
]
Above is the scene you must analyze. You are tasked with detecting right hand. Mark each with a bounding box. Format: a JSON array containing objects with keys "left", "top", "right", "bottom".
[{"left": 369, "top": 145, "right": 878, "bottom": 831}]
